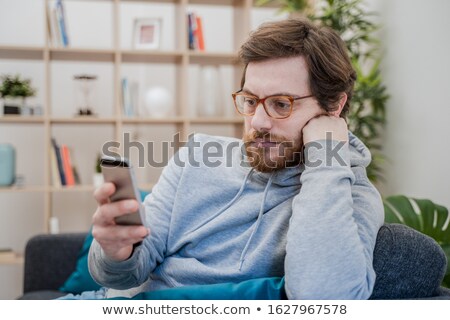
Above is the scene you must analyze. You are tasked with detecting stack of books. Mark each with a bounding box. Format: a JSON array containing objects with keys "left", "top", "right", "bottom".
[
  {"left": 188, "top": 12, "right": 205, "bottom": 51},
  {"left": 47, "top": 0, "right": 70, "bottom": 47},
  {"left": 50, "top": 138, "right": 80, "bottom": 187}
]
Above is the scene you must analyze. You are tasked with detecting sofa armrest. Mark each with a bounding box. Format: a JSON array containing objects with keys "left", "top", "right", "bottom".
[
  {"left": 23, "top": 233, "right": 88, "bottom": 294},
  {"left": 371, "top": 224, "right": 447, "bottom": 299}
]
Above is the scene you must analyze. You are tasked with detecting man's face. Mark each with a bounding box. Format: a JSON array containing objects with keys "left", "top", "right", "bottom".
[{"left": 242, "top": 57, "right": 324, "bottom": 172}]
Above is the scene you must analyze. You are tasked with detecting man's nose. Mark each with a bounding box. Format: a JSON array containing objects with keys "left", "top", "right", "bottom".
[{"left": 250, "top": 103, "right": 272, "bottom": 132}]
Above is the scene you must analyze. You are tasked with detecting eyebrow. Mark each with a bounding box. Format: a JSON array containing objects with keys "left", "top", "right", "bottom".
[{"left": 241, "top": 88, "right": 300, "bottom": 98}]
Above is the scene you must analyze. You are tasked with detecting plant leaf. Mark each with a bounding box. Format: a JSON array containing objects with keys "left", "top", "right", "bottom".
[{"left": 384, "top": 195, "right": 450, "bottom": 287}]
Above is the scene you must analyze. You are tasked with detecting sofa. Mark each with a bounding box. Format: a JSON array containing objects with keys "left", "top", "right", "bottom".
[{"left": 18, "top": 224, "right": 450, "bottom": 300}]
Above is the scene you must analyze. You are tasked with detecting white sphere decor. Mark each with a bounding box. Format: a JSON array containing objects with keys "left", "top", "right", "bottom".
[{"left": 144, "top": 86, "right": 173, "bottom": 118}]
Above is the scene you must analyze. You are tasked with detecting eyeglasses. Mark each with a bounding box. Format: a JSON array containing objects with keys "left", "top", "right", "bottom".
[{"left": 232, "top": 90, "right": 314, "bottom": 119}]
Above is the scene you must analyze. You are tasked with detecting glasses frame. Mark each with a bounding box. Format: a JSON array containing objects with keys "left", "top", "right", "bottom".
[{"left": 232, "top": 90, "right": 314, "bottom": 119}]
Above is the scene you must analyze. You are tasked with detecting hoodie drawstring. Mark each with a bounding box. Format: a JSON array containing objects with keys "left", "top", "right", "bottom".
[
  {"left": 238, "top": 172, "right": 274, "bottom": 271},
  {"left": 187, "top": 168, "right": 255, "bottom": 234}
]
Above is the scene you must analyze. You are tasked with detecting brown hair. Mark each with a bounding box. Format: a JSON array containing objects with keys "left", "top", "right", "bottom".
[{"left": 238, "top": 18, "right": 356, "bottom": 117}]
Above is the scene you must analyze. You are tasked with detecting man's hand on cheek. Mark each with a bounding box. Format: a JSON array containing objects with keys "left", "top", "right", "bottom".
[{"left": 302, "top": 115, "right": 349, "bottom": 145}]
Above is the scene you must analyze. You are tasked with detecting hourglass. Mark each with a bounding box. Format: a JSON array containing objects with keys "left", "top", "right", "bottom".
[{"left": 74, "top": 74, "right": 97, "bottom": 116}]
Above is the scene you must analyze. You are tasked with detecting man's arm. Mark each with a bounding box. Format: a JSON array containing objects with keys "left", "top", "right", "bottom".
[{"left": 284, "top": 117, "right": 384, "bottom": 299}]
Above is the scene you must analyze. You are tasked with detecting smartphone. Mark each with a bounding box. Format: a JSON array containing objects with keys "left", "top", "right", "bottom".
[{"left": 100, "top": 156, "right": 144, "bottom": 226}]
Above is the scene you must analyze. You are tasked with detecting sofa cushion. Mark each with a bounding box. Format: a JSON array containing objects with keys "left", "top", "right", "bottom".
[
  {"left": 113, "top": 277, "right": 287, "bottom": 300},
  {"left": 58, "top": 231, "right": 101, "bottom": 294}
]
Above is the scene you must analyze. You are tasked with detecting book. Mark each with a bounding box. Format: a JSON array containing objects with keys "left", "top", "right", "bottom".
[
  {"left": 60, "top": 144, "right": 75, "bottom": 186},
  {"left": 121, "top": 78, "right": 133, "bottom": 117},
  {"left": 46, "top": 3, "right": 53, "bottom": 45},
  {"left": 50, "top": 6, "right": 62, "bottom": 47},
  {"left": 196, "top": 16, "right": 205, "bottom": 51},
  {"left": 51, "top": 138, "right": 66, "bottom": 186},
  {"left": 187, "top": 13, "right": 205, "bottom": 51},
  {"left": 130, "top": 81, "right": 139, "bottom": 116},
  {"left": 50, "top": 141, "right": 62, "bottom": 187},
  {"left": 56, "top": 0, "right": 69, "bottom": 47},
  {"left": 188, "top": 13, "right": 196, "bottom": 50}
]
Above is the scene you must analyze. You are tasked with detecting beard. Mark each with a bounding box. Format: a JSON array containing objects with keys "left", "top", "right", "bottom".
[{"left": 243, "top": 131, "right": 303, "bottom": 173}]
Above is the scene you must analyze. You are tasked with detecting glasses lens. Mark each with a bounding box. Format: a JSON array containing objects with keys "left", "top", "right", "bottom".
[
  {"left": 235, "top": 94, "right": 258, "bottom": 115},
  {"left": 265, "top": 96, "right": 292, "bottom": 118}
]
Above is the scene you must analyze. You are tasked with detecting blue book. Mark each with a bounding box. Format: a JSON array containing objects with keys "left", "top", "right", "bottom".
[
  {"left": 188, "top": 13, "right": 195, "bottom": 50},
  {"left": 56, "top": 0, "right": 69, "bottom": 47},
  {"left": 51, "top": 138, "right": 66, "bottom": 186}
]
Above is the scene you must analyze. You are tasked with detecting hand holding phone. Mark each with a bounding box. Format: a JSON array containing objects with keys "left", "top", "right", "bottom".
[{"left": 100, "top": 156, "right": 145, "bottom": 225}]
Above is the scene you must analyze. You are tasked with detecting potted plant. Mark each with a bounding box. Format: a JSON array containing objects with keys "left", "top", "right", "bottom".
[
  {"left": 0, "top": 74, "right": 36, "bottom": 113},
  {"left": 256, "top": 0, "right": 389, "bottom": 183},
  {"left": 92, "top": 153, "right": 104, "bottom": 188}
]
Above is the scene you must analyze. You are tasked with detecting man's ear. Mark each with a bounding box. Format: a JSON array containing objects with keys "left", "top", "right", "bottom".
[{"left": 330, "top": 93, "right": 347, "bottom": 117}]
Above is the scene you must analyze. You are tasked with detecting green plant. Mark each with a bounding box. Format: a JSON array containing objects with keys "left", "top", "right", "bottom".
[
  {"left": 95, "top": 154, "right": 102, "bottom": 174},
  {"left": 256, "top": 0, "right": 310, "bottom": 13},
  {"left": 0, "top": 74, "right": 36, "bottom": 98},
  {"left": 384, "top": 195, "right": 450, "bottom": 288},
  {"left": 256, "top": 0, "right": 389, "bottom": 183}
]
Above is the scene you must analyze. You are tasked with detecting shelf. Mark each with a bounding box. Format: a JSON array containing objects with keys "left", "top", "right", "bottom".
[
  {"left": 189, "top": 0, "right": 245, "bottom": 5},
  {"left": 0, "top": 186, "right": 47, "bottom": 193},
  {"left": 190, "top": 117, "right": 243, "bottom": 124},
  {"left": 0, "top": 116, "right": 45, "bottom": 124},
  {"left": 121, "top": 117, "right": 242, "bottom": 124},
  {"left": 49, "top": 47, "right": 115, "bottom": 62},
  {"left": 50, "top": 117, "right": 116, "bottom": 124},
  {"left": 189, "top": 51, "right": 239, "bottom": 65},
  {"left": 122, "top": 117, "right": 185, "bottom": 124},
  {"left": 121, "top": 50, "right": 184, "bottom": 64},
  {"left": 0, "top": 45, "right": 44, "bottom": 60},
  {"left": 120, "top": 0, "right": 181, "bottom": 3},
  {"left": 0, "top": 253, "right": 24, "bottom": 265},
  {"left": 50, "top": 185, "right": 95, "bottom": 193}
]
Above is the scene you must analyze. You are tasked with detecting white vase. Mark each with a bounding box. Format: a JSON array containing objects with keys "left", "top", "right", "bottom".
[
  {"left": 144, "top": 86, "right": 173, "bottom": 118},
  {"left": 92, "top": 173, "right": 104, "bottom": 188},
  {"left": 198, "top": 66, "right": 222, "bottom": 117}
]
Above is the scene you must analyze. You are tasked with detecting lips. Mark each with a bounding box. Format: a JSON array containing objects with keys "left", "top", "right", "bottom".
[{"left": 251, "top": 138, "right": 279, "bottom": 148}]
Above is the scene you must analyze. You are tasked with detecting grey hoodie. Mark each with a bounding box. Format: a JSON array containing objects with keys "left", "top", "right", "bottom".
[{"left": 89, "top": 132, "right": 384, "bottom": 299}]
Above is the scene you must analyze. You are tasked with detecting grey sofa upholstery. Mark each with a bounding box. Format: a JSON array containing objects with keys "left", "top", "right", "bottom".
[
  {"left": 18, "top": 224, "right": 450, "bottom": 300},
  {"left": 19, "top": 232, "right": 87, "bottom": 300}
]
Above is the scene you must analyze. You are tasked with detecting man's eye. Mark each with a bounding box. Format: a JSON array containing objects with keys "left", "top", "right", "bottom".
[
  {"left": 273, "top": 99, "right": 291, "bottom": 109},
  {"left": 243, "top": 97, "right": 257, "bottom": 106}
]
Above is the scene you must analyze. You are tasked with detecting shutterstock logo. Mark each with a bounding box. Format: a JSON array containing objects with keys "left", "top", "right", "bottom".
[{"left": 101, "top": 132, "right": 347, "bottom": 169}]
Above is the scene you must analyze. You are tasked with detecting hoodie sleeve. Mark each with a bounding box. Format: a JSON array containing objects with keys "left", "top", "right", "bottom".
[
  {"left": 88, "top": 141, "right": 189, "bottom": 290},
  {"left": 284, "top": 139, "right": 384, "bottom": 299}
]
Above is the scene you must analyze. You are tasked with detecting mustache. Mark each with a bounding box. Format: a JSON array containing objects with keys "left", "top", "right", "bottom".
[{"left": 243, "top": 131, "right": 294, "bottom": 145}]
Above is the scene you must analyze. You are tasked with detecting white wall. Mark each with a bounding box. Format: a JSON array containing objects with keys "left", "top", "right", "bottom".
[{"left": 368, "top": 0, "right": 450, "bottom": 209}]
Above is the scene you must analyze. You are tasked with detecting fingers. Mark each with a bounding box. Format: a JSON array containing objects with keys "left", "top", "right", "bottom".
[
  {"left": 302, "top": 114, "right": 348, "bottom": 144},
  {"left": 91, "top": 182, "right": 149, "bottom": 261},
  {"left": 92, "top": 224, "right": 150, "bottom": 261},
  {"left": 93, "top": 182, "right": 115, "bottom": 205},
  {"left": 92, "top": 224, "right": 149, "bottom": 245},
  {"left": 92, "top": 199, "right": 139, "bottom": 226}
]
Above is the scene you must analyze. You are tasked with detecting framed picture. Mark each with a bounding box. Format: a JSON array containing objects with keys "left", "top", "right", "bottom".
[{"left": 133, "top": 18, "right": 162, "bottom": 50}]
